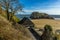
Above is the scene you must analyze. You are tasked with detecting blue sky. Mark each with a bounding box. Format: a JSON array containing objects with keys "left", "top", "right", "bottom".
[{"left": 18, "top": 0, "right": 60, "bottom": 15}]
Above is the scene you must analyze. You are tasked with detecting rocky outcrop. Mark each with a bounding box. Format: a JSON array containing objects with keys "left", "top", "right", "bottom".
[
  {"left": 30, "top": 12, "right": 54, "bottom": 19},
  {"left": 18, "top": 17, "right": 34, "bottom": 27}
]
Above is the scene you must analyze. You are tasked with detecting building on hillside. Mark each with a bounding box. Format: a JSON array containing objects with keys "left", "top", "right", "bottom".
[{"left": 18, "top": 17, "right": 34, "bottom": 28}]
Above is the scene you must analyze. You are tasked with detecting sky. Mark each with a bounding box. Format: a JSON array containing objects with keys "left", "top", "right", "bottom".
[{"left": 18, "top": 0, "right": 60, "bottom": 15}]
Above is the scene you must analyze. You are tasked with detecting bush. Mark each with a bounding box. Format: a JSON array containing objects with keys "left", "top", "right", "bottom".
[
  {"left": 41, "top": 25, "right": 53, "bottom": 40},
  {"left": 12, "top": 16, "right": 20, "bottom": 22},
  {"left": 44, "top": 25, "right": 52, "bottom": 31}
]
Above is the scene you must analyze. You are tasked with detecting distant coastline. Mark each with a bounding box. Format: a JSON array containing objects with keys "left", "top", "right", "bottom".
[
  {"left": 50, "top": 15, "right": 60, "bottom": 18},
  {"left": 16, "top": 14, "right": 60, "bottom": 20},
  {"left": 54, "top": 18, "right": 60, "bottom": 20},
  {"left": 50, "top": 15, "right": 60, "bottom": 20}
]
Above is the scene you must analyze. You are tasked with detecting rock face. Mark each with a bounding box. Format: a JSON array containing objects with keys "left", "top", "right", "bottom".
[
  {"left": 18, "top": 17, "right": 34, "bottom": 27},
  {"left": 30, "top": 12, "right": 54, "bottom": 19}
]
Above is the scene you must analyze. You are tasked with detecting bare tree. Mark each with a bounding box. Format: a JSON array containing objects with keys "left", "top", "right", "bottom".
[
  {"left": 0, "top": 0, "right": 23, "bottom": 21},
  {"left": 0, "top": 4, "right": 2, "bottom": 14}
]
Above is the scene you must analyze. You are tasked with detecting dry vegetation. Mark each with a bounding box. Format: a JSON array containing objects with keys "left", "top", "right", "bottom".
[
  {"left": 32, "top": 19, "right": 60, "bottom": 40},
  {"left": 31, "top": 19, "right": 60, "bottom": 31},
  {"left": 0, "top": 15, "right": 33, "bottom": 40}
]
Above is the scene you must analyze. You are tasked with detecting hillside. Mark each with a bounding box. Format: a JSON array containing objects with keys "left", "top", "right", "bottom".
[
  {"left": 31, "top": 19, "right": 60, "bottom": 31},
  {"left": 0, "top": 15, "right": 33, "bottom": 40}
]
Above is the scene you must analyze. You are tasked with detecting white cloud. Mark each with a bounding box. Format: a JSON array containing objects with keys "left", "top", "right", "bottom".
[
  {"left": 23, "top": 9, "right": 60, "bottom": 15},
  {"left": 18, "top": 0, "right": 60, "bottom": 15},
  {"left": 23, "top": 0, "right": 60, "bottom": 15}
]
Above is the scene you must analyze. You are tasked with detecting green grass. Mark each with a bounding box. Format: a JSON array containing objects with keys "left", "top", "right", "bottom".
[{"left": 13, "top": 15, "right": 20, "bottom": 22}]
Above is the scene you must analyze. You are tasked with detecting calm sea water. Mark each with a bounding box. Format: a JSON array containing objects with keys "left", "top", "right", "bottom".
[
  {"left": 16, "top": 15, "right": 60, "bottom": 20},
  {"left": 16, "top": 15, "right": 30, "bottom": 19},
  {"left": 50, "top": 15, "right": 60, "bottom": 20}
]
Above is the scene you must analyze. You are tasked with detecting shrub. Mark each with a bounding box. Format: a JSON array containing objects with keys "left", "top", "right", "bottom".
[
  {"left": 12, "top": 16, "right": 20, "bottom": 23},
  {"left": 41, "top": 25, "right": 53, "bottom": 40},
  {"left": 44, "top": 25, "right": 52, "bottom": 31}
]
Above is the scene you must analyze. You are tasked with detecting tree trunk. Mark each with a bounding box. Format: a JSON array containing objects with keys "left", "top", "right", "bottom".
[{"left": 6, "top": 9, "right": 9, "bottom": 20}]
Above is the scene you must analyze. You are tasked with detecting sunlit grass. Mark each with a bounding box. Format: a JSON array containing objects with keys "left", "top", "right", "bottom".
[
  {"left": 31, "top": 19, "right": 60, "bottom": 31},
  {"left": 0, "top": 15, "right": 33, "bottom": 40}
]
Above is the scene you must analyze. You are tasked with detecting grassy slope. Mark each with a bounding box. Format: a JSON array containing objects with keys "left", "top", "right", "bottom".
[
  {"left": 31, "top": 19, "right": 60, "bottom": 31},
  {"left": 0, "top": 15, "right": 33, "bottom": 40}
]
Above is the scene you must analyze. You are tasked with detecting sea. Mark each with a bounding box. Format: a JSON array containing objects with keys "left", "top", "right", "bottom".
[
  {"left": 50, "top": 15, "right": 60, "bottom": 20},
  {"left": 16, "top": 14, "right": 60, "bottom": 20}
]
